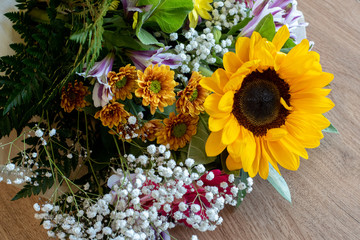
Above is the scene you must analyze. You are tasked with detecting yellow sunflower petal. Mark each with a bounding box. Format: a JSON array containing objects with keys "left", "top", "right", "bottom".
[
  {"left": 226, "top": 154, "right": 243, "bottom": 171},
  {"left": 223, "top": 52, "right": 243, "bottom": 73},
  {"left": 280, "top": 134, "right": 309, "bottom": 159},
  {"left": 235, "top": 37, "right": 250, "bottom": 63},
  {"left": 218, "top": 90, "right": 235, "bottom": 113},
  {"left": 249, "top": 31, "right": 263, "bottom": 60},
  {"left": 272, "top": 25, "right": 290, "bottom": 52},
  {"left": 208, "top": 114, "right": 230, "bottom": 132},
  {"left": 291, "top": 95, "right": 335, "bottom": 114},
  {"left": 262, "top": 140, "right": 281, "bottom": 175},
  {"left": 268, "top": 141, "right": 300, "bottom": 171},
  {"left": 200, "top": 76, "right": 223, "bottom": 94},
  {"left": 205, "top": 130, "right": 226, "bottom": 156},
  {"left": 237, "top": 128, "right": 257, "bottom": 173},
  {"left": 203, "top": 94, "right": 230, "bottom": 118},
  {"left": 265, "top": 128, "right": 288, "bottom": 141},
  {"left": 248, "top": 138, "right": 262, "bottom": 178},
  {"left": 222, "top": 115, "right": 240, "bottom": 145}
]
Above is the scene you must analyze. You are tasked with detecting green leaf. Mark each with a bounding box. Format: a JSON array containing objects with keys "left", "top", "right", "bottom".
[
  {"left": 323, "top": 123, "right": 338, "bottom": 133},
  {"left": 254, "top": 13, "right": 276, "bottom": 41},
  {"left": 187, "top": 113, "right": 216, "bottom": 165},
  {"left": 267, "top": 164, "right": 292, "bottom": 203},
  {"left": 226, "top": 17, "right": 252, "bottom": 37},
  {"left": 137, "top": 28, "right": 161, "bottom": 45},
  {"left": 139, "top": 0, "right": 193, "bottom": 33}
]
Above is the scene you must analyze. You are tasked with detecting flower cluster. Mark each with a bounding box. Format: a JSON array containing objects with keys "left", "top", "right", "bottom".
[
  {"left": 0, "top": 0, "right": 335, "bottom": 239},
  {"left": 34, "top": 144, "right": 253, "bottom": 239}
]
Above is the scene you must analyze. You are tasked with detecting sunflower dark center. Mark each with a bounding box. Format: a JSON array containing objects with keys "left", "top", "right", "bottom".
[
  {"left": 115, "top": 76, "right": 127, "bottom": 89},
  {"left": 232, "top": 69, "right": 291, "bottom": 136},
  {"left": 172, "top": 123, "right": 187, "bottom": 138}
]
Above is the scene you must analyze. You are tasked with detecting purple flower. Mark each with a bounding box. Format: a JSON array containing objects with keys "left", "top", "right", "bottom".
[
  {"left": 121, "top": 0, "right": 152, "bottom": 18},
  {"left": 77, "top": 53, "right": 114, "bottom": 107},
  {"left": 240, "top": 0, "right": 307, "bottom": 42},
  {"left": 128, "top": 47, "right": 182, "bottom": 71}
]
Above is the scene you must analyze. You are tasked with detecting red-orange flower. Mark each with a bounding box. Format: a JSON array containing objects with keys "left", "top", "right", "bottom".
[{"left": 60, "top": 80, "right": 89, "bottom": 113}]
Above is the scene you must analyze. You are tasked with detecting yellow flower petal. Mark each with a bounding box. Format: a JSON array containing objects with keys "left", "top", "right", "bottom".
[
  {"left": 291, "top": 95, "right": 335, "bottom": 114},
  {"left": 226, "top": 154, "right": 243, "bottom": 171},
  {"left": 235, "top": 37, "right": 250, "bottom": 63},
  {"left": 280, "top": 97, "right": 293, "bottom": 110},
  {"left": 280, "top": 133, "right": 308, "bottom": 159},
  {"left": 223, "top": 52, "right": 243, "bottom": 73},
  {"left": 265, "top": 128, "right": 288, "bottom": 141},
  {"left": 203, "top": 93, "right": 229, "bottom": 118},
  {"left": 208, "top": 114, "right": 230, "bottom": 132},
  {"left": 272, "top": 25, "right": 290, "bottom": 52},
  {"left": 205, "top": 130, "right": 226, "bottom": 156},
  {"left": 221, "top": 115, "right": 240, "bottom": 145},
  {"left": 268, "top": 141, "right": 300, "bottom": 171},
  {"left": 218, "top": 90, "right": 234, "bottom": 113}
]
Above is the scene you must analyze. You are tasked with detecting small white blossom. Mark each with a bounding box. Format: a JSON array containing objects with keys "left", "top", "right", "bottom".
[
  {"left": 49, "top": 128, "right": 56, "bottom": 137},
  {"left": 128, "top": 116, "right": 137, "bottom": 125},
  {"left": 35, "top": 129, "right": 44, "bottom": 138}
]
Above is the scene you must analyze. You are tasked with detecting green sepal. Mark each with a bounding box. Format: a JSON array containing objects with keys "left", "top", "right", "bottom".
[{"left": 267, "top": 164, "right": 292, "bottom": 203}]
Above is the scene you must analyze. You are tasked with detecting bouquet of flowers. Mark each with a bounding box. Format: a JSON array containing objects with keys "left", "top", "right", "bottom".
[{"left": 0, "top": 0, "right": 336, "bottom": 239}]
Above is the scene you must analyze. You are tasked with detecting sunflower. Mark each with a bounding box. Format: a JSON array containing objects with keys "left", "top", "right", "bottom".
[
  {"left": 188, "top": 0, "right": 213, "bottom": 28},
  {"left": 108, "top": 64, "right": 138, "bottom": 101},
  {"left": 156, "top": 113, "right": 199, "bottom": 151},
  {"left": 176, "top": 71, "right": 209, "bottom": 117},
  {"left": 135, "top": 64, "right": 178, "bottom": 115},
  {"left": 94, "top": 102, "right": 130, "bottom": 129},
  {"left": 60, "top": 80, "right": 89, "bottom": 113},
  {"left": 200, "top": 26, "right": 334, "bottom": 179},
  {"left": 138, "top": 119, "right": 164, "bottom": 142}
]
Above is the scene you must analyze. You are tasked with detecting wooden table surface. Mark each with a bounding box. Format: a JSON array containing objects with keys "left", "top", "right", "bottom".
[{"left": 1, "top": 0, "right": 360, "bottom": 239}]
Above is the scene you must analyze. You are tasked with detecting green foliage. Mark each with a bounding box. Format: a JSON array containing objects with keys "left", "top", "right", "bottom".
[
  {"left": 267, "top": 164, "right": 292, "bottom": 203},
  {"left": 0, "top": 1, "right": 79, "bottom": 137},
  {"left": 135, "top": 0, "right": 192, "bottom": 44},
  {"left": 226, "top": 17, "right": 252, "bottom": 37},
  {"left": 139, "top": 0, "right": 193, "bottom": 33},
  {"left": 323, "top": 123, "right": 338, "bottom": 133},
  {"left": 254, "top": 13, "right": 276, "bottom": 41},
  {"left": 188, "top": 113, "right": 217, "bottom": 165}
]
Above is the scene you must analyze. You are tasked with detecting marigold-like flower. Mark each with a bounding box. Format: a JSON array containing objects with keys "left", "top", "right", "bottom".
[
  {"left": 135, "top": 64, "right": 178, "bottom": 115},
  {"left": 176, "top": 72, "right": 209, "bottom": 117},
  {"left": 189, "top": 0, "right": 213, "bottom": 28},
  {"left": 138, "top": 119, "right": 164, "bottom": 142},
  {"left": 60, "top": 80, "right": 89, "bottom": 113},
  {"left": 200, "top": 26, "right": 334, "bottom": 179},
  {"left": 108, "top": 64, "right": 138, "bottom": 101},
  {"left": 94, "top": 102, "right": 130, "bottom": 129},
  {"left": 156, "top": 113, "right": 199, "bottom": 150}
]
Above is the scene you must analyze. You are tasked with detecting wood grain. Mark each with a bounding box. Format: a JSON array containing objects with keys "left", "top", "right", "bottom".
[{"left": 1, "top": 0, "right": 360, "bottom": 239}]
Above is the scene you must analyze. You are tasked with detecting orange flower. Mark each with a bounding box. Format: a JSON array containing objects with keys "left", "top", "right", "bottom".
[
  {"left": 156, "top": 113, "right": 199, "bottom": 150},
  {"left": 94, "top": 102, "right": 130, "bottom": 129},
  {"left": 108, "top": 64, "right": 138, "bottom": 101},
  {"left": 138, "top": 119, "right": 164, "bottom": 142},
  {"left": 176, "top": 72, "right": 209, "bottom": 116},
  {"left": 60, "top": 80, "right": 89, "bottom": 113},
  {"left": 135, "top": 64, "right": 178, "bottom": 115}
]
